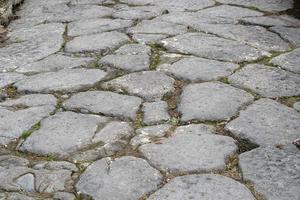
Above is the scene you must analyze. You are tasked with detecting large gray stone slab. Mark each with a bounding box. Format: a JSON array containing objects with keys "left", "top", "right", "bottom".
[
  {"left": 65, "top": 31, "right": 129, "bottom": 53},
  {"left": 127, "top": 19, "right": 187, "bottom": 36},
  {"left": 194, "top": 24, "right": 290, "bottom": 52},
  {"left": 0, "top": 155, "right": 29, "bottom": 168},
  {"left": 239, "top": 145, "right": 300, "bottom": 200},
  {"left": 270, "top": 26, "right": 300, "bottom": 46},
  {"left": 103, "top": 71, "right": 175, "bottom": 101},
  {"left": 161, "top": 32, "right": 270, "bottom": 62},
  {"left": 179, "top": 82, "right": 254, "bottom": 121},
  {"left": 229, "top": 64, "right": 300, "bottom": 97},
  {"left": 225, "top": 98, "right": 300, "bottom": 146},
  {"left": 240, "top": 15, "right": 300, "bottom": 27},
  {"left": 158, "top": 57, "right": 239, "bottom": 81},
  {"left": 63, "top": 91, "right": 142, "bottom": 120},
  {"left": 0, "top": 99, "right": 56, "bottom": 145},
  {"left": 139, "top": 130, "right": 237, "bottom": 173},
  {"left": 142, "top": 101, "right": 170, "bottom": 125},
  {"left": 76, "top": 156, "right": 162, "bottom": 200},
  {"left": 68, "top": 18, "right": 134, "bottom": 36},
  {"left": 19, "top": 111, "right": 108, "bottom": 157},
  {"left": 15, "top": 68, "right": 107, "bottom": 93},
  {"left": 217, "top": 0, "right": 293, "bottom": 12},
  {"left": 294, "top": 102, "right": 300, "bottom": 112},
  {"left": 16, "top": 54, "right": 95, "bottom": 74},
  {"left": 113, "top": 5, "right": 164, "bottom": 20},
  {"left": 0, "top": 94, "right": 57, "bottom": 107},
  {"left": 100, "top": 44, "right": 151, "bottom": 72},
  {"left": 148, "top": 174, "right": 256, "bottom": 200},
  {"left": 0, "top": 73, "right": 25, "bottom": 89},
  {"left": 132, "top": 34, "right": 168, "bottom": 44},
  {"left": 270, "top": 48, "right": 300, "bottom": 73}
]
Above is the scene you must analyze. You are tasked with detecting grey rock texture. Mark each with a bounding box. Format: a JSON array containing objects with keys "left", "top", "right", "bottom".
[
  {"left": 103, "top": 71, "right": 175, "bottom": 101},
  {"left": 240, "top": 15, "right": 300, "bottom": 27},
  {"left": 100, "top": 44, "right": 151, "bottom": 72},
  {"left": 0, "top": 73, "right": 25, "bottom": 88},
  {"left": 113, "top": 5, "right": 164, "bottom": 20},
  {"left": 179, "top": 82, "right": 254, "bottom": 121},
  {"left": 142, "top": 101, "right": 170, "bottom": 125},
  {"left": 63, "top": 91, "right": 142, "bottom": 120},
  {"left": 239, "top": 145, "right": 300, "bottom": 200},
  {"left": 270, "top": 26, "right": 300, "bottom": 46},
  {"left": 158, "top": 57, "right": 239, "bottom": 81},
  {"left": 270, "top": 48, "right": 300, "bottom": 73},
  {"left": 161, "top": 33, "right": 270, "bottom": 62},
  {"left": 76, "top": 156, "right": 162, "bottom": 200},
  {"left": 15, "top": 68, "right": 107, "bottom": 93},
  {"left": 225, "top": 98, "right": 300, "bottom": 146},
  {"left": 139, "top": 130, "right": 237, "bottom": 173},
  {"left": 148, "top": 174, "right": 256, "bottom": 200},
  {"left": 65, "top": 31, "right": 129, "bottom": 53},
  {"left": 229, "top": 64, "right": 300, "bottom": 97},
  {"left": 294, "top": 102, "right": 300, "bottom": 111}
]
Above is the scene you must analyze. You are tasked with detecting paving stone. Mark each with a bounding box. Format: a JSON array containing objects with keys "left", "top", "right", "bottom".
[
  {"left": 225, "top": 98, "right": 300, "bottom": 146},
  {"left": 142, "top": 101, "right": 170, "bottom": 125},
  {"left": 68, "top": 18, "right": 134, "bottom": 36},
  {"left": 161, "top": 33, "right": 270, "bottom": 62},
  {"left": 33, "top": 161, "right": 78, "bottom": 172},
  {"left": 15, "top": 173, "right": 35, "bottom": 192},
  {"left": 63, "top": 91, "right": 142, "bottom": 120},
  {"left": 240, "top": 15, "right": 300, "bottom": 27},
  {"left": 0, "top": 94, "right": 57, "bottom": 107},
  {"left": 100, "top": 44, "right": 151, "bottom": 72},
  {"left": 159, "top": 5, "right": 263, "bottom": 26},
  {"left": 239, "top": 145, "right": 300, "bottom": 200},
  {"left": 217, "top": 0, "right": 293, "bottom": 12},
  {"left": 113, "top": 5, "right": 165, "bottom": 20},
  {"left": 294, "top": 102, "right": 300, "bottom": 111},
  {"left": 16, "top": 54, "right": 95, "bottom": 74},
  {"left": 270, "top": 26, "right": 300, "bottom": 46},
  {"left": 174, "top": 124, "right": 216, "bottom": 136},
  {"left": 0, "top": 105, "right": 55, "bottom": 145},
  {"left": 194, "top": 24, "right": 290, "bottom": 52},
  {"left": 76, "top": 156, "right": 162, "bottom": 200},
  {"left": 1, "top": 192, "right": 37, "bottom": 200},
  {"left": 130, "top": 124, "right": 172, "bottom": 148},
  {"left": 127, "top": 19, "right": 187, "bottom": 36},
  {"left": 19, "top": 111, "right": 108, "bottom": 157},
  {"left": 103, "top": 71, "right": 175, "bottom": 101},
  {"left": 0, "top": 155, "right": 29, "bottom": 168},
  {"left": 270, "top": 48, "right": 300, "bottom": 73},
  {"left": 140, "top": 131, "right": 237, "bottom": 173},
  {"left": 158, "top": 57, "right": 239, "bottom": 81},
  {"left": 229, "top": 64, "right": 300, "bottom": 97},
  {"left": 0, "top": 73, "right": 25, "bottom": 89},
  {"left": 132, "top": 34, "right": 168, "bottom": 44},
  {"left": 148, "top": 174, "right": 256, "bottom": 200},
  {"left": 15, "top": 68, "right": 107, "bottom": 93},
  {"left": 70, "top": 0, "right": 114, "bottom": 5},
  {"left": 179, "top": 82, "right": 254, "bottom": 121},
  {"left": 65, "top": 31, "right": 129, "bottom": 53}
]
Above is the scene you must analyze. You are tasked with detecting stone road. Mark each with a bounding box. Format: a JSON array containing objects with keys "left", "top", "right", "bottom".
[{"left": 0, "top": 0, "right": 300, "bottom": 200}]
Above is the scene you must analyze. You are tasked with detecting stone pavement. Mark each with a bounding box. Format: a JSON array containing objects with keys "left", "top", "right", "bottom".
[{"left": 0, "top": 0, "right": 300, "bottom": 199}]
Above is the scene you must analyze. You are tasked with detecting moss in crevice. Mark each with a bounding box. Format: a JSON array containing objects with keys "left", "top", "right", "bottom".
[
  {"left": 149, "top": 44, "right": 166, "bottom": 70},
  {"left": 21, "top": 122, "right": 41, "bottom": 139}
]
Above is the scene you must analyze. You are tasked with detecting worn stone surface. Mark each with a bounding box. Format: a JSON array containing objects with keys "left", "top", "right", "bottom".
[
  {"left": 140, "top": 128, "right": 237, "bottom": 173},
  {"left": 113, "top": 5, "right": 164, "bottom": 20},
  {"left": 0, "top": 155, "right": 29, "bottom": 168},
  {"left": 179, "top": 82, "right": 254, "bottom": 121},
  {"left": 68, "top": 18, "right": 134, "bottom": 36},
  {"left": 103, "top": 71, "right": 175, "bottom": 101},
  {"left": 142, "top": 101, "right": 170, "bottom": 125},
  {"left": 15, "top": 68, "right": 107, "bottom": 93},
  {"left": 225, "top": 98, "right": 300, "bottom": 146},
  {"left": 76, "top": 156, "right": 162, "bottom": 200},
  {"left": 132, "top": 33, "right": 168, "bottom": 44},
  {"left": 16, "top": 54, "right": 95, "bottom": 74},
  {"left": 217, "top": 0, "right": 293, "bottom": 12},
  {"left": 239, "top": 145, "right": 300, "bottom": 200},
  {"left": 270, "top": 48, "right": 300, "bottom": 73},
  {"left": 294, "top": 102, "right": 300, "bottom": 111},
  {"left": 240, "top": 15, "right": 300, "bottom": 27},
  {"left": 158, "top": 57, "right": 239, "bottom": 81},
  {"left": 19, "top": 111, "right": 109, "bottom": 157},
  {"left": 63, "top": 91, "right": 142, "bottom": 120},
  {"left": 100, "top": 44, "right": 151, "bottom": 72},
  {"left": 0, "top": 94, "right": 57, "bottom": 107},
  {"left": 161, "top": 33, "right": 270, "bottom": 62},
  {"left": 148, "top": 174, "right": 256, "bottom": 200},
  {"left": 229, "top": 64, "right": 300, "bottom": 97},
  {"left": 270, "top": 26, "right": 300, "bottom": 46},
  {"left": 194, "top": 24, "right": 290, "bottom": 52},
  {"left": 0, "top": 73, "right": 25, "bottom": 88},
  {"left": 65, "top": 31, "right": 129, "bottom": 53}
]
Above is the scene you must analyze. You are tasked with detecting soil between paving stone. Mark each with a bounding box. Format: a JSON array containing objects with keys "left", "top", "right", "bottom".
[{"left": 0, "top": 0, "right": 300, "bottom": 200}]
